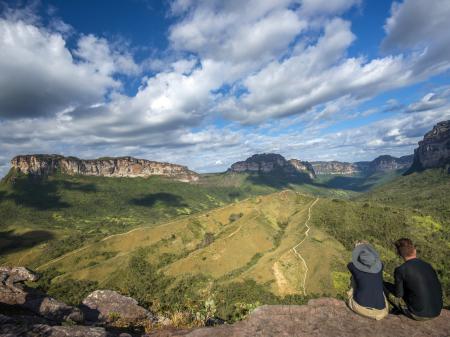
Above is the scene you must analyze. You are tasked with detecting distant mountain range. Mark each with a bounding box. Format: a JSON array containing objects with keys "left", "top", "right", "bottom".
[
  {"left": 311, "top": 154, "right": 414, "bottom": 176},
  {"left": 5, "top": 120, "right": 450, "bottom": 181}
]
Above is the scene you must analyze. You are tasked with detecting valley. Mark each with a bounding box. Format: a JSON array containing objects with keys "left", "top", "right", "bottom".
[{"left": 0, "top": 121, "right": 449, "bottom": 325}]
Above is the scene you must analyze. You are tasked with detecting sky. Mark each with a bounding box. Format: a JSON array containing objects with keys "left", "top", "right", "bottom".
[{"left": 1, "top": 0, "right": 450, "bottom": 176}]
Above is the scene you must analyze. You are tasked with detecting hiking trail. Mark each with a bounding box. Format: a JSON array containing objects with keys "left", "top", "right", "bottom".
[{"left": 291, "top": 197, "right": 319, "bottom": 296}]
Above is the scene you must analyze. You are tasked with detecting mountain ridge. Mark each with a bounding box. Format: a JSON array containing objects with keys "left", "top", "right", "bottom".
[{"left": 9, "top": 154, "right": 199, "bottom": 182}]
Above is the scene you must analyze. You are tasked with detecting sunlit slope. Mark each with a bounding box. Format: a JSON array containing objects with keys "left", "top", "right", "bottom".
[
  {"left": 361, "top": 168, "right": 450, "bottom": 225},
  {"left": 36, "top": 191, "right": 349, "bottom": 296}
]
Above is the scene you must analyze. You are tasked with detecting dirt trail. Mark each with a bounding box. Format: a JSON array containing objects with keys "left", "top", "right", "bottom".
[{"left": 291, "top": 197, "right": 319, "bottom": 296}]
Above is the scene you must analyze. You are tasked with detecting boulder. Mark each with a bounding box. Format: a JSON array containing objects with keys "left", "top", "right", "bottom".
[
  {"left": 0, "top": 313, "right": 111, "bottom": 337},
  {"left": 0, "top": 267, "right": 83, "bottom": 323},
  {"left": 82, "top": 290, "right": 155, "bottom": 326}
]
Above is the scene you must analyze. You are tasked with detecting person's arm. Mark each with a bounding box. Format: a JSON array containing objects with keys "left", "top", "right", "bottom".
[
  {"left": 394, "top": 267, "right": 404, "bottom": 298},
  {"left": 347, "top": 263, "right": 357, "bottom": 288}
]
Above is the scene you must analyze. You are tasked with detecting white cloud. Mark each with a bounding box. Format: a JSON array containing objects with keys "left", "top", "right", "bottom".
[
  {"left": 0, "top": 17, "right": 130, "bottom": 119},
  {"left": 382, "top": 0, "right": 450, "bottom": 77},
  {"left": 75, "top": 34, "right": 140, "bottom": 76}
]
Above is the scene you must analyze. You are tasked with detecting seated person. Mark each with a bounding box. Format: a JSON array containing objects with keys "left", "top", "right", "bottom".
[
  {"left": 384, "top": 238, "right": 442, "bottom": 320},
  {"left": 347, "top": 241, "right": 388, "bottom": 320}
]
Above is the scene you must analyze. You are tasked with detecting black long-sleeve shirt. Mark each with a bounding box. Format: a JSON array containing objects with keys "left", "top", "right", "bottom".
[{"left": 394, "top": 258, "right": 443, "bottom": 318}]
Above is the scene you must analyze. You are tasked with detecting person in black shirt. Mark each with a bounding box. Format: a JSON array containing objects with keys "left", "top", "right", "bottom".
[
  {"left": 384, "top": 238, "right": 443, "bottom": 320},
  {"left": 347, "top": 241, "right": 388, "bottom": 320}
]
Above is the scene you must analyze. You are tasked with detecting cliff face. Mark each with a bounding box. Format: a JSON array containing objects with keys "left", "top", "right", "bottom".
[
  {"left": 311, "top": 161, "right": 359, "bottom": 175},
  {"left": 312, "top": 155, "right": 413, "bottom": 175},
  {"left": 228, "top": 153, "right": 316, "bottom": 179},
  {"left": 408, "top": 120, "right": 450, "bottom": 173},
  {"left": 287, "top": 159, "right": 316, "bottom": 179},
  {"left": 10, "top": 154, "right": 199, "bottom": 182}
]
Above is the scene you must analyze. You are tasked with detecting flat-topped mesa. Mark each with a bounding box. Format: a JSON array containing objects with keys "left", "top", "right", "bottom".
[
  {"left": 311, "top": 161, "right": 359, "bottom": 175},
  {"left": 312, "top": 155, "right": 414, "bottom": 175},
  {"left": 407, "top": 120, "right": 450, "bottom": 173},
  {"left": 228, "top": 153, "right": 316, "bottom": 179},
  {"left": 10, "top": 154, "right": 199, "bottom": 182}
]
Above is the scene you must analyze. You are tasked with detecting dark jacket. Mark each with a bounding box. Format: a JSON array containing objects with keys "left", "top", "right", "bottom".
[
  {"left": 394, "top": 258, "right": 442, "bottom": 318},
  {"left": 348, "top": 262, "right": 386, "bottom": 309}
]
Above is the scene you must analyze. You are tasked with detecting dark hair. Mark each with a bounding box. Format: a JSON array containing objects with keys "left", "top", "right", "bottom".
[{"left": 394, "top": 238, "right": 415, "bottom": 258}]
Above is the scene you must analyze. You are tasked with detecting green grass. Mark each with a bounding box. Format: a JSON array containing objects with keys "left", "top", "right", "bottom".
[
  {"left": 1, "top": 167, "right": 449, "bottom": 324},
  {"left": 361, "top": 168, "right": 450, "bottom": 226},
  {"left": 311, "top": 197, "right": 449, "bottom": 306}
]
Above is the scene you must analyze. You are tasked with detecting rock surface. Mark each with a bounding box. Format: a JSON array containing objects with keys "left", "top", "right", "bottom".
[
  {"left": 311, "top": 161, "right": 359, "bottom": 175},
  {"left": 147, "top": 298, "right": 450, "bottom": 337},
  {"left": 228, "top": 153, "right": 316, "bottom": 179},
  {"left": 10, "top": 155, "right": 199, "bottom": 182},
  {"left": 82, "top": 290, "right": 155, "bottom": 326},
  {"left": 408, "top": 120, "right": 450, "bottom": 173},
  {"left": 312, "top": 155, "right": 413, "bottom": 175},
  {"left": 0, "top": 314, "right": 112, "bottom": 337},
  {"left": 0, "top": 267, "right": 83, "bottom": 323}
]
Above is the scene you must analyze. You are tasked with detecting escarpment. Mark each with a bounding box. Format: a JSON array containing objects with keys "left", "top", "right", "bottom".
[
  {"left": 227, "top": 153, "right": 316, "bottom": 179},
  {"left": 10, "top": 154, "right": 199, "bottom": 182},
  {"left": 407, "top": 120, "right": 450, "bottom": 173}
]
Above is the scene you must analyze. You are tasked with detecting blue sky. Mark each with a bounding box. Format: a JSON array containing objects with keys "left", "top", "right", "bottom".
[{"left": 0, "top": 0, "right": 450, "bottom": 176}]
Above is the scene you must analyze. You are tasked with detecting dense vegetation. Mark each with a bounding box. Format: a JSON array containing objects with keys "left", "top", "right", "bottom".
[
  {"left": 1, "top": 167, "right": 449, "bottom": 326},
  {"left": 312, "top": 170, "right": 450, "bottom": 306}
]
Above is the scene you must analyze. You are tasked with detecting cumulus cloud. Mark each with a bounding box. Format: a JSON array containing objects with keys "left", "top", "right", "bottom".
[{"left": 382, "top": 0, "right": 450, "bottom": 77}]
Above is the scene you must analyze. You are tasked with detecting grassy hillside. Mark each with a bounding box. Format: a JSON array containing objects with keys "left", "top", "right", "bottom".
[
  {"left": 1, "top": 168, "right": 448, "bottom": 322},
  {"left": 0, "top": 169, "right": 389, "bottom": 266},
  {"left": 26, "top": 191, "right": 350, "bottom": 321},
  {"left": 361, "top": 168, "right": 450, "bottom": 225},
  {"left": 0, "top": 170, "right": 280, "bottom": 266}
]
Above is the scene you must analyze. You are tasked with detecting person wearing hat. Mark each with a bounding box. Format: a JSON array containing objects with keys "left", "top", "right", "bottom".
[{"left": 346, "top": 241, "right": 388, "bottom": 320}]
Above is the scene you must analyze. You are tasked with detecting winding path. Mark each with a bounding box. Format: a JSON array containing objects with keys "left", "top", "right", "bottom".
[{"left": 291, "top": 197, "right": 319, "bottom": 296}]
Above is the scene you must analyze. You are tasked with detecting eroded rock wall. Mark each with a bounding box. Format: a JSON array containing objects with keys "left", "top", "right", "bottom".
[{"left": 10, "top": 155, "right": 199, "bottom": 182}]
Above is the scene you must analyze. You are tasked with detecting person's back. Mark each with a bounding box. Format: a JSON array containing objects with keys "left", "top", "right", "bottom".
[
  {"left": 348, "top": 262, "right": 385, "bottom": 310},
  {"left": 347, "top": 242, "right": 388, "bottom": 320},
  {"left": 395, "top": 258, "right": 442, "bottom": 318},
  {"left": 385, "top": 238, "right": 443, "bottom": 320}
]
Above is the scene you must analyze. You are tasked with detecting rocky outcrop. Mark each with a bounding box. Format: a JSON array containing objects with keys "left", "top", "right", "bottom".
[
  {"left": 407, "top": 120, "right": 450, "bottom": 173},
  {"left": 10, "top": 155, "right": 199, "bottom": 182},
  {"left": 312, "top": 155, "right": 413, "bottom": 175},
  {"left": 148, "top": 298, "right": 450, "bottom": 337},
  {"left": 0, "top": 314, "right": 113, "bottom": 337},
  {"left": 287, "top": 159, "right": 316, "bottom": 179},
  {"left": 311, "top": 161, "right": 359, "bottom": 175},
  {"left": 0, "top": 267, "right": 83, "bottom": 323},
  {"left": 227, "top": 153, "right": 316, "bottom": 179},
  {"left": 82, "top": 290, "right": 155, "bottom": 326}
]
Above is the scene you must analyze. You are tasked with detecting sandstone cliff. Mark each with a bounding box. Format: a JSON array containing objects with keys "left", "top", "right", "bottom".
[
  {"left": 312, "top": 155, "right": 413, "bottom": 175},
  {"left": 407, "top": 120, "right": 450, "bottom": 173},
  {"left": 311, "top": 161, "right": 359, "bottom": 175},
  {"left": 10, "top": 155, "right": 199, "bottom": 182},
  {"left": 227, "top": 153, "right": 316, "bottom": 179}
]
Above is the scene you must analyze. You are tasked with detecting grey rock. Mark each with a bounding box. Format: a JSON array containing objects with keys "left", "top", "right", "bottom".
[
  {"left": 0, "top": 267, "right": 83, "bottom": 323},
  {"left": 0, "top": 313, "right": 110, "bottom": 337},
  {"left": 408, "top": 120, "right": 450, "bottom": 173},
  {"left": 82, "top": 290, "right": 154, "bottom": 326}
]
